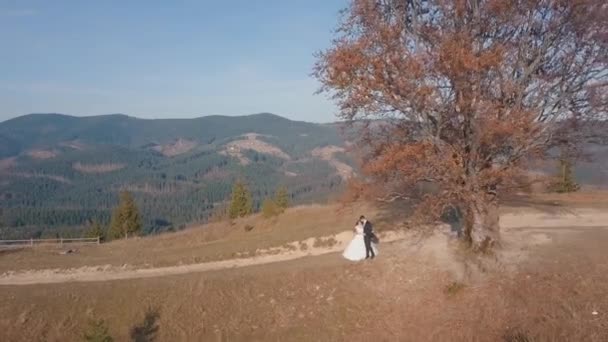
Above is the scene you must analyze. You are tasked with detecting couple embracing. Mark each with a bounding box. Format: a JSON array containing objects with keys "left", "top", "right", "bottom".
[{"left": 342, "top": 215, "right": 379, "bottom": 261}]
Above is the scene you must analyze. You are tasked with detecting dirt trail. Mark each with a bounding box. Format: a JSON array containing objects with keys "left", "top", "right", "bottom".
[
  {"left": 1, "top": 210, "right": 607, "bottom": 286},
  {"left": 0, "top": 231, "right": 406, "bottom": 286}
]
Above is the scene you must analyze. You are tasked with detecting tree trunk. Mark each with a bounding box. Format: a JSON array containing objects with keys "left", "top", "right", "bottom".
[{"left": 464, "top": 193, "right": 500, "bottom": 252}]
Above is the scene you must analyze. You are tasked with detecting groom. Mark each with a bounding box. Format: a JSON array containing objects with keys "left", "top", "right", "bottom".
[{"left": 360, "top": 215, "right": 375, "bottom": 259}]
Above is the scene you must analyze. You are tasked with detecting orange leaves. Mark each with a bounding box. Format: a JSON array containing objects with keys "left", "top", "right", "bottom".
[
  {"left": 315, "top": 0, "right": 607, "bottom": 216},
  {"left": 361, "top": 139, "right": 466, "bottom": 191},
  {"left": 477, "top": 107, "right": 537, "bottom": 146},
  {"left": 438, "top": 33, "right": 504, "bottom": 78},
  {"left": 437, "top": 33, "right": 475, "bottom": 75},
  {"left": 323, "top": 43, "right": 367, "bottom": 89}
]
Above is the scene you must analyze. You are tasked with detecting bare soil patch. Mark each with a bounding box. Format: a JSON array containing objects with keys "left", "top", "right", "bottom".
[
  {"left": 0, "top": 157, "right": 16, "bottom": 171},
  {"left": 222, "top": 133, "right": 291, "bottom": 164},
  {"left": 9, "top": 172, "right": 71, "bottom": 184},
  {"left": 311, "top": 145, "right": 354, "bottom": 180},
  {"left": 73, "top": 162, "right": 126, "bottom": 173},
  {"left": 151, "top": 138, "right": 197, "bottom": 157},
  {"left": 26, "top": 149, "right": 57, "bottom": 159},
  {"left": 59, "top": 140, "right": 87, "bottom": 150}
]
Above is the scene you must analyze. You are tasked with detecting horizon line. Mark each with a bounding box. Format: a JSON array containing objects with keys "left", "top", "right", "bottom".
[{"left": 1, "top": 112, "right": 343, "bottom": 125}]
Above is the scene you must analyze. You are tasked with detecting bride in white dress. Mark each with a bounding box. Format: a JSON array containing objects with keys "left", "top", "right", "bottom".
[{"left": 342, "top": 220, "right": 378, "bottom": 261}]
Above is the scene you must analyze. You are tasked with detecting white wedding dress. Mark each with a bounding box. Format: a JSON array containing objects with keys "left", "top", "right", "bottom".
[{"left": 342, "top": 223, "right": 378, "bottom": 261}]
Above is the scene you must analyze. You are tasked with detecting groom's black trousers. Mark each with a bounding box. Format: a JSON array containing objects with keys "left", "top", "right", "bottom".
[{"left": 364, "top": 235, "right": 375, "bottom": 258}]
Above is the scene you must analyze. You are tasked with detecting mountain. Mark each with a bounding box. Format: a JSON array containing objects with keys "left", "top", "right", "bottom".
[
  {"left": 0, "top": 113, "right": 353, "bottom": 239},
  {"left": 0, "top": 113, "right": 344, "bottom": 158}
]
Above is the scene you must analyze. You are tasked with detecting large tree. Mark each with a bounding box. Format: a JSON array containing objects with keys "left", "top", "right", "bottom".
[{"left": 315, "top": 0, "right": 607, "bottom": 250}]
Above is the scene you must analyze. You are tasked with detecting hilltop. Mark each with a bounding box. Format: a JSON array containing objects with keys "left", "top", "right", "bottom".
[
  {"left": 1, "top": 192, "right": 608, "bottom": 340},
  {"left": 0, "top": 113, "right": 343, "bottom": 157}
]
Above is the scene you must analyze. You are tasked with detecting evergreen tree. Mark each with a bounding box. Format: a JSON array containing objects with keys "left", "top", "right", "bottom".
[
  {"left": 109, "top": 191, "right": 142, "bottom": 239},
  {"left": 228, "top": 181, "right": 253, "bottom": 219},
  {"left": 275, "top": 186, "right": 289, "bottom": 211},
  {"left": 85, "top": 221, "right": 106, "bottom": 241}
]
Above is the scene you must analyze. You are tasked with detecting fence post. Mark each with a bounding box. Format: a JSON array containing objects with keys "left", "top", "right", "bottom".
[
  {"left": 60, "top": 237, "right": 63, "bottom": 246},
  {"left": 97, "top": 236, "right": 100, "bottom": 245},
  {"left": 30, "top": 238, "right": 33, "bottom": 246}
]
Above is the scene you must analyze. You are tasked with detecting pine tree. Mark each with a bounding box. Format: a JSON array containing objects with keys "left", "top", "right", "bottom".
[
  {"left": 275, "top": 186, "right": 289, "bottom": 212},
  {"left": 228, "top": 181, "right": 253, "bottom": 219},
  {"left": 85, "top": 221, "right": 106, "bottom": 241},
  {"left": 109, "top": 191, "right": 142, "bottom": 239}
]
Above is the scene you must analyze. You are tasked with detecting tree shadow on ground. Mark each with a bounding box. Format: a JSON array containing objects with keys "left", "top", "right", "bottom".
[
  {"left": 130, "top": 307, "right": 160, "bottom": 342},
  {"left": 337, "top": 191, "right": 577, "bottom": 239}
]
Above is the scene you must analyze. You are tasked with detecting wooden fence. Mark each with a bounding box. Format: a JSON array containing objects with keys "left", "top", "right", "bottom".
[{"left": 0, "top": 237, "right": 100, "bottom": 248}]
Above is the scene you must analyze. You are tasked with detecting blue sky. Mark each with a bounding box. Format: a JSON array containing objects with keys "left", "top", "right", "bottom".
[{"left": 0, "top": 0, "right": 346, "bottom": 123}]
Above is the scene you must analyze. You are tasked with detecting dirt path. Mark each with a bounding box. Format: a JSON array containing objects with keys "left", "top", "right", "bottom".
[
  {"left": 1, "top": 209, "right": 607, "bottom": 286},
  {"left": 0, "top": 230, "right": 408, "bottom": 286}
]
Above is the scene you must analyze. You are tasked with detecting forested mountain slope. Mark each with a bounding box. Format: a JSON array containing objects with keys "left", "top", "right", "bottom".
[{"left": 0, "top": 113, "right": 352, "bottom": 238}]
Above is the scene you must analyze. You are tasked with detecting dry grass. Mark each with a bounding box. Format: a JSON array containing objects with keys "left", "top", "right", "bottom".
[
  {"left": 0, "top": 202, "right": 383, "bottom": 273},
  {"left": 503, "top": 190, "right": 608, "bottom": 211},
  {"left": 1, "top": 191, "right": 608, "bottom": 340},
  {"left": 1, "top": 226, "right": 607, "bottom": 341},
  {"left": 2, "top": 191, "right": 607, "bottom": 274}
]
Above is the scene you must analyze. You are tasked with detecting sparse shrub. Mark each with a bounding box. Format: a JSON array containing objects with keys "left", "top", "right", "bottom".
[
  {"left": 313, "top": 237, "right": 338, "bottom": 248},
  {"left": 444, "top": 281, "right": 466, "bottom": 297},
  {"left": 503, "top": 328, "right": 533, "bottom": 342},
  {"left": 84, "top": 221, "right": 107, "bottom": 242},
  {"left": 244, "top": 224, "right": 254, "bottom": 232},
  {"left": 282, "top": 243, "right": 297, "bottom": 251},
  {"left": 261, "top": 198, "right": 280, "bottom": 219},
  {"left": 83, "top": 319, "right": 113, "bottom": 342},
  {"left": 130, "top": 307, "right": 160, "bottom": 342}
]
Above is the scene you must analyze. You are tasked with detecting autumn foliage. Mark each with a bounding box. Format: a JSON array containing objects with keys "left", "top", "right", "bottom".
[{"left": 315, "top": 0, "right": 607, "bottom": 250}]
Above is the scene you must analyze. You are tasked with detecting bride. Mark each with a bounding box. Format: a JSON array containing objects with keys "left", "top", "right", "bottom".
[{"left": 342, "top": 220, "right": 378, "bottom": 261}]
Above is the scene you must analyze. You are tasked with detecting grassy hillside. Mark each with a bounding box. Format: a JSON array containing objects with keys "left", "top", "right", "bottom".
[{"left": 1, "top": 195, "right": 608, "bottom": 341}]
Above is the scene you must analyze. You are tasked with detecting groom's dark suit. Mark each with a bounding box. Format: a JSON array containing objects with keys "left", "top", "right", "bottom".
[{"left": 363, "top": 220, "right": 375, "bottom": 259}]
